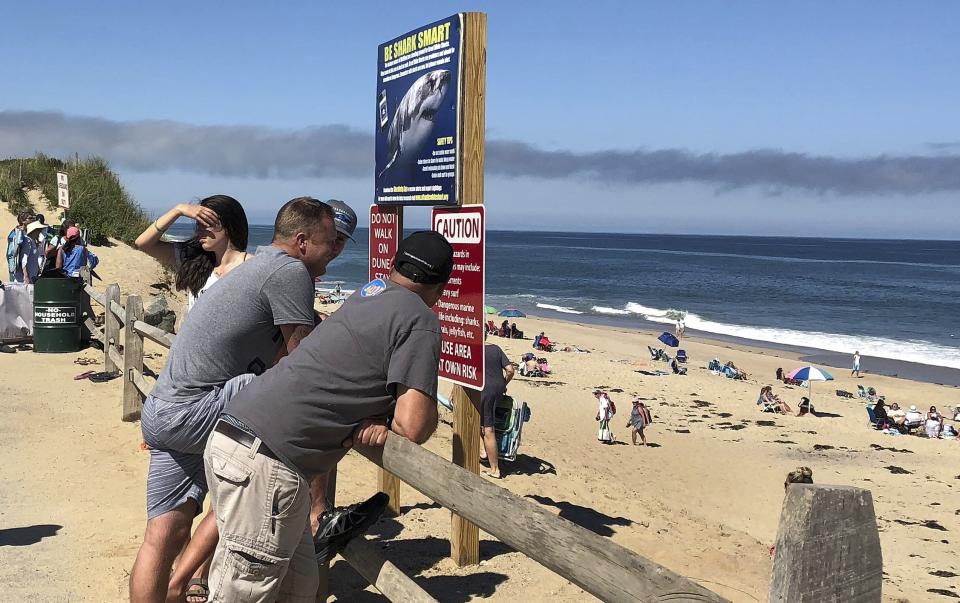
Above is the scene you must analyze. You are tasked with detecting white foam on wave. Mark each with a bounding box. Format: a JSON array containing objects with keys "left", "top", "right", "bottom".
[
  {"left": 621, "top": 302, "right": 960, "bottom": 370},
  {"left": 592, "top": 306, "right": 631, "bottom": 315},
  {"left": 537, "top": 303, "right": 583, "bottom": 315}
]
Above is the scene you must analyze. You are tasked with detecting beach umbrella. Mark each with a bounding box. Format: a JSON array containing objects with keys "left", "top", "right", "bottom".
[
  {"left": 657, "top": 332, "right": 680, "bottom": 348},
  {"left": 787, "top": 366, "right": 834, "bottom": 403},
  {"left": 498, "top": 309, "right": 526, "bottom": 318},
  {"left": 484, "top": 305, "right": 498, "bottom": 315}
]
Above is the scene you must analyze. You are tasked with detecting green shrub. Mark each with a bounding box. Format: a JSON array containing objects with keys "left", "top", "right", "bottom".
[{"left": 1, "top": 154, "right": 150, "bottom": 245}]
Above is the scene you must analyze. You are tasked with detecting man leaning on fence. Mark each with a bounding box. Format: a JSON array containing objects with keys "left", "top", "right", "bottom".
[
  {"left": 129, "top": 197, "right": 343, "bottom": 603},
  {"left": 202, "top": 231, "right": 452, "bottom": 601}
]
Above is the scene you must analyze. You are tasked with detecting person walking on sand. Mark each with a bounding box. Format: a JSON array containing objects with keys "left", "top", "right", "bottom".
[
  {"left": 135, "top": 196, "right": 252, "bottom": 314},
  {"left": 595, "top": 390, "right": 616, "bottom": 443},
  {"left": 478, "top": 331, "right": 515, "bottom": 479},
  {"left": 852, "top": 350, "right": 861, "bottom": 378},
  {"left": 5, "top": 211, "right": 32, "bottom": 282},
  {"left": 202, "top": 231, "right": 452, "bottom": 600},
  {"left": 627, "top": 400, "right": 653, "bottom": 446},
  {"left": 129, "top": 198, "right": 342, "bottom": 603}
]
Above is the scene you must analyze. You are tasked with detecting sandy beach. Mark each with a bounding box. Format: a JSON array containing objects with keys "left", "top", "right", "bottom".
[{"left": 2, "top": 208, "right": 959, "bottom": 602}]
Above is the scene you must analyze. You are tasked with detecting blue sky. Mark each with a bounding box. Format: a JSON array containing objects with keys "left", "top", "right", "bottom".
[{"left": 1, "top": 1, "right": 958, "bottom": 237}]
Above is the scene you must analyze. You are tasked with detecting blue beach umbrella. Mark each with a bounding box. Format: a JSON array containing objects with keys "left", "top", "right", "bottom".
[
  {"left": 498, "top": 309, "right": 526, "bottom": 318},
  {"left": 787, "top": 366, "right": 834, "bottom": 403},
  {"left": 658, "top": 332, "right": 680, "bottom": 348}
]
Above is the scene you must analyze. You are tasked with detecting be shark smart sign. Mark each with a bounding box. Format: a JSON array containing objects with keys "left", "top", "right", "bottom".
[
  {"left": 376, "top": 14, "right": 463, "bottom": 206},
  {"left": 432, "top": 205, "right": 485, "bottom": 390}
]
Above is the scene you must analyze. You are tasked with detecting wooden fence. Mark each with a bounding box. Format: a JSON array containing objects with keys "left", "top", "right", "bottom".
[{"left": 80, "top": 278, "right": 883, "bottom": 602}]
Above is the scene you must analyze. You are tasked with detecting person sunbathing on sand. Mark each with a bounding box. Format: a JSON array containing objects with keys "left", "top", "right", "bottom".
[{"left": 759, "top": 386, "right": 792, "bottom": 414}]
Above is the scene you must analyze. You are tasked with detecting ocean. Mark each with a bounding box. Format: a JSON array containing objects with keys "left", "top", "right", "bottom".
[{"left": 169, "top": 225, "right": 960, "bottom": 372}]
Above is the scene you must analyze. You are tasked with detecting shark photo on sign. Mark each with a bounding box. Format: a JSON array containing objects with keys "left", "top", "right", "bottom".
[{"left": 378, "top": 69, "right": 451, "bottom": 180}]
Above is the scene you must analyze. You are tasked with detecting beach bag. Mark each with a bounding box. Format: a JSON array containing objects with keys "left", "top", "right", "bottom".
[{"left": 598, "top": 419, "right": 613, "bottom": 443}]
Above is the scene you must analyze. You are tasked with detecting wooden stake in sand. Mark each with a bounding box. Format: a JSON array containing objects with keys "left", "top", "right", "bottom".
[{"left": 448, "top": 11, "right": 487, "bottom": 568}]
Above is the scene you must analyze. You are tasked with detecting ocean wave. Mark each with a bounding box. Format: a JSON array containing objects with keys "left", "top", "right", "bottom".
[
  {"left": 618, "top": 302, "right": 960, "bottom": 370},
  {"left": 537, "top": 303, "right": 583, "bottom": 315},
  {"left": 592, "top": 306, "right": 631, "bottom": 315}
]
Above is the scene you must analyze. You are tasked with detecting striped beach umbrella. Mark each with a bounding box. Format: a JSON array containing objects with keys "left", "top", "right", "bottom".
[
  {"left": 787, "top": 366, "right": 834, "bottom": 382},
  {"left": 787, "top": 366, "right": 834, "bottom": 404}
]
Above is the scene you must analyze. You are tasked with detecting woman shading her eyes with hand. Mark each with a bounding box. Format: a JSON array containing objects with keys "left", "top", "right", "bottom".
[{"left": 134, "top": 196, "right": 250, "bottom": 314}]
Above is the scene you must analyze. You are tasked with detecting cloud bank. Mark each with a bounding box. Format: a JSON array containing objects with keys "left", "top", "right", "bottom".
[{"left": 2, "top": 110, "right": 959, "bottom": 195}]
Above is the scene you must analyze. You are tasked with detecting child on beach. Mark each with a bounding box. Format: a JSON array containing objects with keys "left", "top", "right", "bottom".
[{"left": 134, "top": 196, "right": 250, "bottom": 313}]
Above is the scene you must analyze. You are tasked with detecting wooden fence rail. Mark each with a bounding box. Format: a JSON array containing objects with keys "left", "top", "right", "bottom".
[{"left": 78, "top": 280, "right": 882, "bottom": 603}]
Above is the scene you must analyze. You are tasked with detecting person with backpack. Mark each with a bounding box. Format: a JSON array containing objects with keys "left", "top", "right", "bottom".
[{"left": 594, "top": 389, "right": 617, "bottom": 443}]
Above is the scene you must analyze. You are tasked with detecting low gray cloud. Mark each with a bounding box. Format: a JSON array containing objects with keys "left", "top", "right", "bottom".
[{"left": 2, "top": 110, "right": 959, "bottom": 195}]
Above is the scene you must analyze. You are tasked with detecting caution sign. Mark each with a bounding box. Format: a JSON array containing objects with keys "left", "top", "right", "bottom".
[
  {"left": 432, "top": 205, "right": 484, "bottom": 390},
  {"left": 35, "top": 305, "right": 77, "bottom": 325},
  {"left": 368, "top": 205, "right": 401, "bottom": 282}
]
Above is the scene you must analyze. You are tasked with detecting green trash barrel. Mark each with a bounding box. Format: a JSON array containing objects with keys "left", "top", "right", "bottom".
[{"left": 33, "top": 275, "right": 84, "bottom": 353}]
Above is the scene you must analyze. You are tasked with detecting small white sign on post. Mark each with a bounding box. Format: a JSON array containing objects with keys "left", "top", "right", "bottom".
[{"left": 56, "top": 171, "right": 69, "bottom": 209}]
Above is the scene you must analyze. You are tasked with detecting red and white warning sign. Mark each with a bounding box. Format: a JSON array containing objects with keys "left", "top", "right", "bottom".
[
  {"left": 368, "top": 205, "right": 401, "bottom": 282},
  {"left": 432, "top": 205, "right": 485, "bottom": 390}
]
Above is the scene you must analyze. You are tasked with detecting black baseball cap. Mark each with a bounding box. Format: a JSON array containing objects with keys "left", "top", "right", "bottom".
[{"left": 394, "top": 231, "right": 454, "bottom": 284}]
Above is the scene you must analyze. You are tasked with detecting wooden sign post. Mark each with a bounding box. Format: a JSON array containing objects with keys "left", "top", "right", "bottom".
[{"left": 449, "top": 11, "right": 486, "bottom": 567}]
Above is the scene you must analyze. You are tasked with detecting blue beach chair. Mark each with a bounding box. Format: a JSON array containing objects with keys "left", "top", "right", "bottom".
[{"left": 495, "top": 395, "right": 531, "bottom": 461}]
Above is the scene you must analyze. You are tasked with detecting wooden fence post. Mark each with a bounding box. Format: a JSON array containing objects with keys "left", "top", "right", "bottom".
[
  {"left": 122, "top": 295, "right": 145, "bottom": 422},
  {"left": 769, "top": 484, "right": 882, "bottom": 602},
  {"left": 449, "top": 11, "right": 487, "bottom": 568},
  {"left": 378, "top": 469, "right": 401, "bottom": 518},
  {"left": 104, "top": 284, "right": 121, "bottom": 372}
]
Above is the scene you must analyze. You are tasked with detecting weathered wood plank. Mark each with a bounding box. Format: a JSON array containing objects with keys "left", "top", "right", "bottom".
[
  {"left": 378, "top": 469, "right": 401, "bottom": 518},
  {"left": 770, "top": 484, "right": 882, "bottom": 602},
  {"left": 107, "top": 346, "right": 123, "bottom": 370},
  {"left": 450, "top": 386, "right": 480, "bottom": 566},
  {"left": 130, "top": 369, "right": 152, "bottom": 398},
  {"left": 103, "top": 284, "right": 121, "bottom": 373},
  {"left": 356, "top": 434, "right": 728, "bottom": 602},
  {"left": 109, "top": 299, "right": 126, "bottom": 323},
  {"left": 122, "top": 296, "right": 145, "bottom": 422},
  {"left": 341, "top": 536, "right": 437, "bottom": 603},
  {"left": 84, "top": 285, "right": 105, "bottom": 306},
  {"left": 133, "top": 320, "right": 175, "bottom": 348},
  {"left": 448, "top": 12, "right": 487, "bottom": 567},
  {"left": 83, "top": 318, "right": 103, "bottom": 343}
]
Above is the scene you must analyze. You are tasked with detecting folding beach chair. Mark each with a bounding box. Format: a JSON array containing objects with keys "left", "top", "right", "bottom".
[
  {"left": 495, "top": 395, "right": 531, "bottom": 461},
  {"left": 676, "top": 349, "right": 688, "bottom": 363}
]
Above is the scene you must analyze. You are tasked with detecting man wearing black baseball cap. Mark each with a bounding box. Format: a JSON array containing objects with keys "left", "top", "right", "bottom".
[{"left": 202, "top": 231, "right": 453, "bottom": 601}]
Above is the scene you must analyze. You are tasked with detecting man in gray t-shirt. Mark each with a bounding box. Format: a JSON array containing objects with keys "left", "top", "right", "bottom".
[
  {"left": 131, "top": 197, "right": 343, "bottom": 603},
  {"left": 203, "top": 231, "right": 453, "bottom": 601}
]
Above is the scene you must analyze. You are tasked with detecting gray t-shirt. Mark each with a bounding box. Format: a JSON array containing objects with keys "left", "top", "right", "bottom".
[
  {"left": 151, "top": 246, "right": 315, "bottom": 403},
  {"left": 226, "top": 279, "right": 441, "bottom": 477},
  {"left": 481, "top": 343, "right": 510, "bottom": 406}
]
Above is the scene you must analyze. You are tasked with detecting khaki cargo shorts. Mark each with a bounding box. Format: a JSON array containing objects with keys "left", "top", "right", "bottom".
[{"left": 204, "top": 428, "right": 317, "bottom": 602}]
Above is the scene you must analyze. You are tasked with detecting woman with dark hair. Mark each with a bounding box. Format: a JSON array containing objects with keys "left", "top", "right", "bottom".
[{"left": 134, "top": 196, "right": 250, "bottom": 313}]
